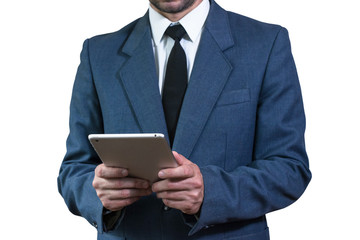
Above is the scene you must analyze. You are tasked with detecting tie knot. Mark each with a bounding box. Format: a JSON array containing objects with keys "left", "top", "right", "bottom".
[{"left": 165, "top": 24, "right": 186, "bottom": 41}]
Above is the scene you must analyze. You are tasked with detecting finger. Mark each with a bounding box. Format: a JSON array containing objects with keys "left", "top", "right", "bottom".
[
  {"left": 95, "top": 164, "right": 128, "bottom": 178},
  {"left": 156, "top": 190, "right": 188, "bottom": 201},
  {"left": 152, "top": 178, "right": 192, "bottom": 192},
  {"left": 172, "top": 151, "right": 190, "bottom": 165},
  {"left": 102, "top": 197, "right": 140, "bottom": 211},
  {"left": 158, "top": 164, "right": 194, "bottom": 179},
  {"left": 97, "top": 187, "right": 152, "bottom": 202},
  {"left": 107, "top": 187, "right": 153, "bottom": 200},
  {"left": 162, "top": 198, "right": 199, "bottom": 215},
  {"left": 155, "top": 181, "right": 203, "bottom": 201},
  {"left": 93, "top": 177, "right": 150, "bottom": 190}
]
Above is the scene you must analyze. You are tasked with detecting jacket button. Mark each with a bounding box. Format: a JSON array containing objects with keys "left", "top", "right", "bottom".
[{"left": 163, "top": 206, "right": 170, "bottom": 211}]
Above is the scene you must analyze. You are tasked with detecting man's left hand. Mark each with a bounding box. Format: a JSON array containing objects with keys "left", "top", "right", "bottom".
[{"left": 152, "top": 151, "right": 204, "bottom": 215}]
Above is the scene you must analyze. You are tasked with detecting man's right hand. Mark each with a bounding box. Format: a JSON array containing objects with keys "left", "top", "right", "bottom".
[{"left": 93, "top": 163, "right": 152, "bottom": 212}]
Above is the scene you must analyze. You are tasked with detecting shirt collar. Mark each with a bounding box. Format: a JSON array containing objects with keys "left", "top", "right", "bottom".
[{"left": 149, "top": 0, "right": 210, "bottom": 46}]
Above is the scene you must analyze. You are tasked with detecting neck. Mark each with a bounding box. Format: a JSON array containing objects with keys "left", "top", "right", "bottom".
[{"left": 150, "top": 0, "right": 203, "bottom": 22}]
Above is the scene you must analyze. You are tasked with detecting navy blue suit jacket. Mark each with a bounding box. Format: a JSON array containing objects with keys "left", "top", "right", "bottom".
[{"left": 58, "top": 1, "right": 311, "bottom": 239}]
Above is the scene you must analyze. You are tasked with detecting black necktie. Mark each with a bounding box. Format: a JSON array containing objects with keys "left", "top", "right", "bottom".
[{"left": 162, "top": 24, "right": 188, "bottom": 146}]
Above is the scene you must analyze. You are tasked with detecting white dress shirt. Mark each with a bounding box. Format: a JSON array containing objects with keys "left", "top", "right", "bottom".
[{"left": 149, "top": 0, "right": 210, "bottom": 94}]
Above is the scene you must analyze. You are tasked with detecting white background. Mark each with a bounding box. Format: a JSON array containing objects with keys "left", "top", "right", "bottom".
[{"left": 1, "top": 0, "right": 359, "bottom": 239}]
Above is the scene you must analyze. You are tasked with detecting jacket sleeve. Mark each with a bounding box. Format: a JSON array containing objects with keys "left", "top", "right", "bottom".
[
  {"left": 57, "top": 39, "right": 108, "bottom": 233},
  {"left": 189, "top": 27, "right": 312, "bottom": 235}
]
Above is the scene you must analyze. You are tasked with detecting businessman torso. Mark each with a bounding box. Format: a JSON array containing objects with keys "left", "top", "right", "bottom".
[{"left": 59, "top": 1, "right": 311, "bottom": 239}]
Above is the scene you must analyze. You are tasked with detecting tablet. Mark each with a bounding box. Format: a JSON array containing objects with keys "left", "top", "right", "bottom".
[{"left": 88, "top": 133, "right": 178, "bottom": 183}]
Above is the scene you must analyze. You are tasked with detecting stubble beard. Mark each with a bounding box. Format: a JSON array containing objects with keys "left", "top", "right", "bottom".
[{"left": 149, "top": 0, "right": 197, "bottom": 14}]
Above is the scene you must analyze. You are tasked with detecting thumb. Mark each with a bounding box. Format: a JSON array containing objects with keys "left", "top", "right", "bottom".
[{"left": 172, "top": 151, "right": 189, "bottom": 165}]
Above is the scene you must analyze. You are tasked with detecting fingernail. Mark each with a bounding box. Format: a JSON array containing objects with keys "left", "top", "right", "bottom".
[
  {"left": 158, "top": 171, "right": 164, "bottom": 178},
  {"left": 121, "top": 169, "right": 128, "bottom": 176}
]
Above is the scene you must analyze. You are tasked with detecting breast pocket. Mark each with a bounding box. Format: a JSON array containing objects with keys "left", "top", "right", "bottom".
[{"left": 216, "top": 89, "right": 251, "bottom": 107}]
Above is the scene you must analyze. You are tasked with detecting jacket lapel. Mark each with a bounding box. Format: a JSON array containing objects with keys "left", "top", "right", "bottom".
[
  {"left": 116, "top": 2, "right": 234, "bottom": 155},
  {"left": 118, "top": 13, "right": 169, "bottom": 138},
  {"left": 173, "top": 2, "right": 234, "bottom": 158}
]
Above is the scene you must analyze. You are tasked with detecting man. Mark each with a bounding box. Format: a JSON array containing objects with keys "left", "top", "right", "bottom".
[{"left": 58, "top": 0, "right": 311, "bottom": 239}]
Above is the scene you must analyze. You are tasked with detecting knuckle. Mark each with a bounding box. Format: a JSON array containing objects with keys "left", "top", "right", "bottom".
[
  {"left": 189, "top": 191, "right": 197, "bottom": 199},
  {"left": 92, "top": 179, "right": 98, "bottom": 188},
  {"left": 97, "top": 190, "right": 105, "bottom": 199},
  {"left": 115, "top": 180, "right": 124, "bottom": 189},
  {"left": 168, "top": 181, "right": 180, "bottom": 190},
  {"left": 166, "top": 181, "right": 174, "bottom": 189},
  {"left": 183, "top": 203, "right": 193, "bottom": 213},
  {"left": 95, "top": 165, "right": 103, "bottom": 177},
  {"left": 193, "top": 191, "right": 202, "bottom": 201},
  {"left": 193, "top": 178, "right": 203, "bottom": 188},
  {"left": 155, "top": 192, "right": 162, "bottom": 199},
  {"left": 102, "top": 199, "right": 111, "bottom": 209},
  {"left": 135, "top": 180, "right": 147, "bottom": 188},
  {"left": 183, "top": 166, "right": 193, "bottom": 176},
  {"left": 119, "top": 189, "right": 130, "bottom": 198},
  {"left": 196, "top": 190, "right": 203, "bottom": 199},
  {"left": 161, "top": 191, "right": 169, "bottom": 199},
  {"left": 189, "top": 165, "right": 197, "bottom": 176}
]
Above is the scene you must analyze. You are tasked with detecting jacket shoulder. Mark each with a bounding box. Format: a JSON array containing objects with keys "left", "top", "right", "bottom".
[
  {"left": 87, "top": 17, "right": 141, "bottom": 50},
  {"left": 227, "top": 11, "right": 283, "bottom": 39}
]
